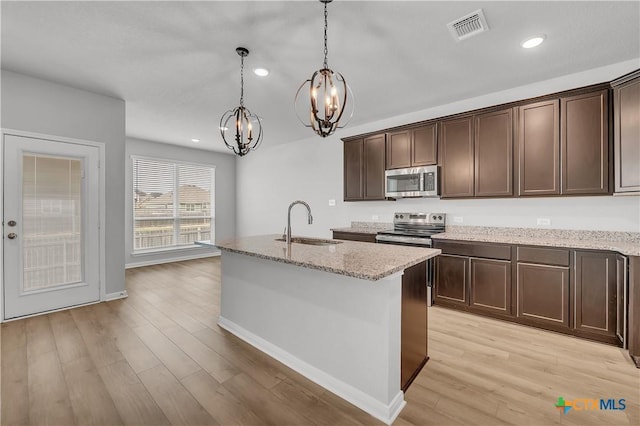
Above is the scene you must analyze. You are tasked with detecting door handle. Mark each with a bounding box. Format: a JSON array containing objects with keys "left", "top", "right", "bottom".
[
  {"left": 7, "top": 233, "right": 17, "bottom": 239},
  {"left": 8, "top": 220, "right": 17, "bottom": 227}
]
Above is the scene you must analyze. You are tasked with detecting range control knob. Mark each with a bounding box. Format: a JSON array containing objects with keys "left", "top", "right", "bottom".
[
  {"left": 400, "top": 215, "right": 404, "bottom": 219},
  {"left": 395, "top": 214, "right": 399, "bottom": 219},
  {"left": 438, "top": 215, "right": 443, "bottom": 220},
  {"left": 432, "top": 215, "right": 437, "bottom": 220}
]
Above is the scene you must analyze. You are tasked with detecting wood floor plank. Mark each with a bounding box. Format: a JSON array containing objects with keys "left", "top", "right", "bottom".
[
  {"left": 137, "top": 364, "right": 217, "bottom": 426},
  {"left": 27, "top": 349, "right": 76, "bottom": 426},
  {"left": 25, "top": 315, "right": 57, "bottom": 362},
  {"left": 1, "top": 320, "right": 26, "bottom": 355},
  {"left": 61, "top": 356, "right": 124, "bottom": 425},
  {"left": 1, "top": 347, "right": 29, "bottom": 425},
  {"left": 97, "top": 360, "right": 170, "bottom": 426},
  {"left": 49, "top": 310, "right": 90, "bottom": 364},
  {"left": 180, "top": 369, "right": 264, "bottom": 425},
  {"left": 70, "top": 305, "right": 126, "bottom": 368},
  {"left": 162, "top": 325, "right": 239, "bottom": 383},
  {"left": 131, "top": 324, "right": 201, "bottom": 380}
]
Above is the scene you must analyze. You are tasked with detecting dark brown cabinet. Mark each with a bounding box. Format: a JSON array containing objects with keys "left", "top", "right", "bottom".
[
  {"left": 616, "top": 254, "right": 628, "bottom": 346},
  {"left": 401, "top": 261, "right": 428, "bottom": 391},
  {"left": 470, "top": 258, "right": 511, "bottom": 314},
  {"left": 434, "top": 254, "right": 469, "bottom": 307},
  {"left": 561, "top": 90, "right": 609, "bottom": 194},
  {"left": 332, "top": 231, "right": 376, "bottom": 243},
  {"left": 574, "top": 251, "right": 617, "bottom": 342},
  {"left": 517, "top": 100, "right": 560, "bottom": 196},
  {"left": 613, "top": 71, "right": 640, "bottom": 193},
  {"left": 386, "top": 124, "right": 437, "bottom": 169},
  {"left": 475, "top": 109, "right": 514, "bottom": 197},
  {"left": 343, "top": 134, "right": 386, "bottom": 201},
  {"left": 439, "top": 116, "right": 474, "bottom": 198},
  {"left": 517, "top": 262, "right": 570, "bottom": 329},
  {"left": 440, "top": 109, "right": 513, "bottom": 198}
]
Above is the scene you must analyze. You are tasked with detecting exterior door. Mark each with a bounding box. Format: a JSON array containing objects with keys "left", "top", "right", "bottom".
[{"left": 3, "top": 134, "right": 100, "bottom": 319}]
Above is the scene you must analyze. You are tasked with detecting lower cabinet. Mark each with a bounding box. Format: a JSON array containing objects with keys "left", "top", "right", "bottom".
[
  {"left": 434, "top": 240, "right": 626, "bottom": 346},
  {"left": 517, "top": 262, "right": 570, "bottom": 329},
  {"left": 332, "top": 231, "right": 376, "bottom": 243},
  {"left": 574, "top": 251, "right": 618, "bottom": 343},
  {"left": 434, "top": 254, "right": 468, "bottom": 307}
]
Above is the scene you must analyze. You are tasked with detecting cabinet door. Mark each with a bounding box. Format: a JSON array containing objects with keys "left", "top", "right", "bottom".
[
  {"left": 470, "top": 258, "right": 512, "bottom": 315},
  {"left": 517, "top": 100, "right": 560, "bottom": 196},
  {"left": 434, "top": 254, "right": 469, "bottom": 307},
  {"left": 343, "top": 139, "right": 363, "bottom": 200},
  {"left": 386, "top": 130, "right": 411, "bottom": 169},
  {"left": 614, "top": 76, "right": 640, "bottom": 193},
  {"left": 363, "top": 134, "right": 386, "bottom": 200},
  {"left": 616, "top": 254, "right": 628, "bottom": 346},
  {"left": 439, "top": 117, "right": 474, "bottom": 198},
  {"left": 475, "top": 109, "right": 513, "bottom": 197},
  {"left": 574, "top": 251, "right": 617, "bottom": 339},
  {"left": 561, "top": 90, "right": 609, "bottom": 194},
  {"left": 517, "top": 263, "right": 569, "bottom": 328},
  {"left": 412, "top": 124, "right": 437, "bottom": 166}
]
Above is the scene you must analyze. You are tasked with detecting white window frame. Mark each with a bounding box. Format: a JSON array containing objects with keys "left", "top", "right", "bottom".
[{"left": 131, "top": 155, "right": 215, "bottom": 254}]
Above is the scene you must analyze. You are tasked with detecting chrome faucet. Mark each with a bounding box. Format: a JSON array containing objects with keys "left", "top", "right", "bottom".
[{"left": 286, "top": 200, "right": 313, "bottom": 244}]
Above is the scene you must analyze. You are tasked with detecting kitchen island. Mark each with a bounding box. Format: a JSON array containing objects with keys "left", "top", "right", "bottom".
[{"left": 214, "top": 234, "right": 440, "bottom": 424}]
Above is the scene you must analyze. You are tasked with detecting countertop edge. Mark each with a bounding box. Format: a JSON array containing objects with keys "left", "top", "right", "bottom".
[{"left": 217, "top": 245, "right": 440, "bottom": 281}]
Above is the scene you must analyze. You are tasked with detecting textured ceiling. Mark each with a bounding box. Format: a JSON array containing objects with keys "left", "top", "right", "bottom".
[{"left": 2, "top": 1, "right": 639, "bottom": 153}]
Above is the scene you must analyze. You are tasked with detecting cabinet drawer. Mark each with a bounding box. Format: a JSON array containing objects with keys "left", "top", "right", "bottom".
[
  {"left": 332, "top": 231, "right": 376, "bottom": 243},
  {"left": 516, "top": 246, "right": 570, "bottom": 266},
  {"left": 434, "top": 240, "right": 511, "bottom": 260}
]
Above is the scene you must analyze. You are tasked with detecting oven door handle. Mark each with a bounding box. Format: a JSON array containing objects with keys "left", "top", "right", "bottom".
[{"left": 375, "top": 234, "right": 433, "bottom": 246}]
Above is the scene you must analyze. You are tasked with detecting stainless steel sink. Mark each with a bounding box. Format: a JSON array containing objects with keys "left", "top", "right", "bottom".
[{"left": 275, "top": 237, "right": 343, "bottom": 246}]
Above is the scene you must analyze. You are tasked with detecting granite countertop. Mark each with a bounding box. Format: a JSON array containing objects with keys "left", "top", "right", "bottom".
[
  {"left": 431, "top": 226, "right": 640, "bottom": 256},
  {"left": 215, "top": 234, "right": 440, "bottom": 281},
  {"left": 330, "top": 221, "right": 393, "bottom": 235}
]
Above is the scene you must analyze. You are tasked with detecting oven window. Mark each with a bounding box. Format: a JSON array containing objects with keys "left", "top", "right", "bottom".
[{"left": 387, "top": 174, "right": 420, "bottom": 193}]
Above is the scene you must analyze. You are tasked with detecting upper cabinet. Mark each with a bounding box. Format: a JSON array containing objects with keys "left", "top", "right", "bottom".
[
  {"left": 439, "top": 116, "right": 474, "bottom": 198},
  {"left": 613, "top": 71, "right": 640, "bottom": 193},
  {"left": 517, "top": 89, "right": 610, "bottom": 196},
  {"left": 386, "top": 124, "right": 437, "bottom": 169},
  {"left": 516, "top": 100, "right": 560, "bottom": 196},
  {"left": 343, "top": 134, "right": 386, "bottom": 201},
  {"left": 440, "top": 108, "right": 513, "bottom": 198},
  {"left": 561, "top": 90, "right": 609, "bottom": 195}
]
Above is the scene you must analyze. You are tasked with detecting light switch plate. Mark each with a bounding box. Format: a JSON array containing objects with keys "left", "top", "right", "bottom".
[
  {"left": 328, "top": 199, "right": 336, "bottom": 207},
  {"left": 372, "top": 215, "right": 379, "bottom": 221},
  {"left": 453, "top": 216, "right": 463, "bottom": 223}
]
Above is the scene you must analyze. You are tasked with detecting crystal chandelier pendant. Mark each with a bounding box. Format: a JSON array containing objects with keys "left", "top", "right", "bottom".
[
  {"left": 220, "top": 47, "right": 263, "bottom": 156},
  {"left": 295, "top": 0, "right": 354, "bottom": 138}
]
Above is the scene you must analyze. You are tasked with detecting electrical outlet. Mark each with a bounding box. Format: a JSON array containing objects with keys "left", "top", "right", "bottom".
[
  {"left": 536, "top": 217, "right": 551, "bottom": 226},
  {"left": 328, "top": 199, "right": 336, "bottom": 207},
  {"left": 372, "top": 215, "right": 379, "bottom": 221},
  {"left": 453, "top": 216, "right": 463, "bottom": 223}
]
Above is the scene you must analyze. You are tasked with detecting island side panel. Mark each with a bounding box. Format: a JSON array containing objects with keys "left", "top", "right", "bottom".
[{"left": 218, "top": 250, "right": 404, "bottom": 417}]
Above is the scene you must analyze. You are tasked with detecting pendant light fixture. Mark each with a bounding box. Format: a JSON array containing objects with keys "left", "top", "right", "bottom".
[
  {"left": 220, "top": 47, "right": 263, "bottom": 156},
  {"left": 295, "top": 0, "right": 353, "bottom": 138}
]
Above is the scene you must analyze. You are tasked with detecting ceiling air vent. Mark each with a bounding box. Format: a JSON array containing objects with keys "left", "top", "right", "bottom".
[{"left": 447, "top": 9, "right": 489, "bottom": 41}]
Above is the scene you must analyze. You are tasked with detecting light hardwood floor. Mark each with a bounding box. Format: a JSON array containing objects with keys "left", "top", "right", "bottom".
[{"left": 2, "top": 257, "right": 639, "bottom": 425}]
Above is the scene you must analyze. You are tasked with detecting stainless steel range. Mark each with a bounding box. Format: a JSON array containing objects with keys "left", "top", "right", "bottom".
[
  {"left": 376, "top": 212, "right": 445, "bottom": 306},
  {"left": 375, "top": 212, "right": 445, "bottom": 246}
]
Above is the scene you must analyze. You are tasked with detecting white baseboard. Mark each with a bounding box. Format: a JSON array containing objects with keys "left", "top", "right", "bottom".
[
  {"left": 105, "top": 290, "right": 128, "bottom": 301},
  {"left": 126, "top": 251, "right": 220, "bottom": 269},
  {"left": 218, "top": 316, "right": 406, "bottom": 425}
]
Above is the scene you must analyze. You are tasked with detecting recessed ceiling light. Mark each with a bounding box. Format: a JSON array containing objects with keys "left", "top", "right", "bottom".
[
  {"left": 253, "top": 68, "right": 269, "bottom": 77},
  {"left": 191, "top": 138, "right": 200, "bottom": 143},
  {"left": 521, "top": 35, "right": 546, "bottom": 49}
]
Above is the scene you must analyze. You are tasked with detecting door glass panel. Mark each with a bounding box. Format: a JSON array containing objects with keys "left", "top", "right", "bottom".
[{"left": 22, "top": 154, "right": 83, "bottom": 292}]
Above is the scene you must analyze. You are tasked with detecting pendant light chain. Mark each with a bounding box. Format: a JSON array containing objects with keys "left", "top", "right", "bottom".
[
  {"left": 239, "top": 53, "right": 245, "bottom": 107},
  {"left": 323, "top": 1, "right": 328, "bottom": 69}
]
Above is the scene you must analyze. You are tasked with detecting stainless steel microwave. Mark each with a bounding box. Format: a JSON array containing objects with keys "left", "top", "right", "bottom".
[{"left": 385, "top": 165, "right": 439, "bottom": 198}]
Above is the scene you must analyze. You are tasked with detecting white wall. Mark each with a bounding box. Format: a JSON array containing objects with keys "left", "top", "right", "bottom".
[
  {"left": 1, "top": 69, "right": 126, "bottom": 294},
  {"left": 125, "top": 137, "right": 236, "bottom": 267},
  {"left": 237, "top": 59, "right": 640, "bottom": 238}
]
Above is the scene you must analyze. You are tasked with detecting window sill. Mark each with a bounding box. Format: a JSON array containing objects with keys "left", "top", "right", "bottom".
[{"left": 131, "top": 244, "right": 216, "bottom": 257}]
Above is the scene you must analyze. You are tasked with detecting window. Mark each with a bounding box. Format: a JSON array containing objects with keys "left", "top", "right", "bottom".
[{"left": 132, "top": 157, "right": 215, "bottom": 252}]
